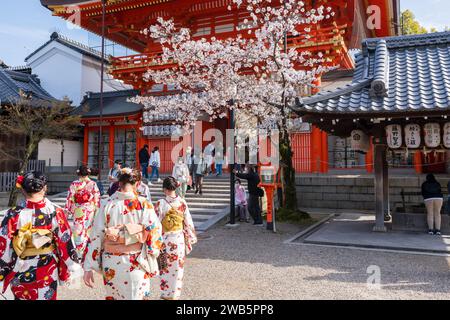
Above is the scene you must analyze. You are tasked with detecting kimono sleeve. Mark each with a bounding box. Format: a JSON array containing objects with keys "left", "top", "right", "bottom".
[
  {"left": 64, "top": 183, "right": 75, "bottom": 215},
  {"left": 182, "top": 202, "right": 197, "bottom": 255},
  {"left": 0, "top": 208, "right": 19, "bottom": 291},
  {"left": 142, "top": 200, "right": 162, "bottom": 257},
  {"left": 53, "top": 208, "right": 82, "bottom": 283},
  {"left": 91, "top": 182, "right": 101, "bottom": 209},
  {"left": 83, "top": 201, "right": 107, "bottom": 272}
]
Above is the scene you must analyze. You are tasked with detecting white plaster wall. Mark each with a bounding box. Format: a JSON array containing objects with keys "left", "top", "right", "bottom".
[
  {"left": 26, "top": 42, "right": 83, "bottom": 104},
  {"left": 38, "top": 139, "right": 83, "bottom": 167}
]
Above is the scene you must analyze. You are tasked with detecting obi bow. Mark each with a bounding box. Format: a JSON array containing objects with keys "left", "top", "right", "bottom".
[{"left": 12, "top": 223, "right": 54, "bottom": 258}]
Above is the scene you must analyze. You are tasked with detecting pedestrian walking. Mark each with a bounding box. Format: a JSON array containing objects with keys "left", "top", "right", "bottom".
[
  {"left": 235, "top": 178, "right": 249, "bottom": 222},
  {"left": 0, "top": 171, "right": 82, "bottom": 300},
  {"left": 139, "top": 144, "right": 151, "bottom": 179},
  {"left": 215, "top": 143, "right": 224, "bottom": 176},
  {"left": 204, "top": 139, "right": 215, "bottom": 175},
  {"left": 234, "top": 165, "right": 264, "bottom": 226},
  {"left": 65, "top": 166, "right": 101, "bottom": 262},
  {"left": 154, "top": 176, "right": 197, "bottom": 300},
  {"left": 89, "top": 167, "right": 104, "bottom": 196},
  {"left": 172, "top": 156, "right": 190, "bottom": 198},
  {"left": 83, "top": 168, "right": 162, "bottom": 300},
  {"left": 421, "top": 173, "right": 444, "bottom": 235},
  {"left": 194, "top": 153, "right": 208, "bottom": 195},
  {"left": 108, "top": 160, "right": 122, "bottom": 188},
  {"left": 149, "top": 146, "right": 161, "bottom": 184}
]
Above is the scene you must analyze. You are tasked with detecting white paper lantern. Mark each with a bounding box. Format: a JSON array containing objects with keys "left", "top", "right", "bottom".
[
  {"left": 386, "top": 124, "right": 402, "bottom": 149},
  {"left": 404, "top": 124, "right": 421, "bottom": 148},
  {"left": 443, "top": 122, "right": 450, "bottom": 149},
  {"left": 424, "top": 123, "right": 440, "bottom": 148},
  {"left": 351, "top": 130, "right": 370, "bottom": 152}
]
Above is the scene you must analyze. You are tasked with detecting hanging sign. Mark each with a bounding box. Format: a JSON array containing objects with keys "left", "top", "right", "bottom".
[
  {"left": 404, "top": 124, "right": 421, "bottom": 148},
  {"left": 424, "top": 123, "right": 440, "bottom": 148},
  {"left": 385, "top": 124, "right": 402, "bottom": 149},
  {"left": 444, "top": 122, "right": 450, "bottom": 149},
  {"left": 350, "top": 130, "right": 370, "bottom": 152}
]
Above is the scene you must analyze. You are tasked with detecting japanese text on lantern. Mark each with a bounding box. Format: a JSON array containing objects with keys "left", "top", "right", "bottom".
[
  {"left": 386, "top": 124, "right": 402, "bottom": 149},
  {"left": 424, "top": 123, "right": 440, "bottom": 148},
  {"left": 404, "top": 124, "right": 421, "bottom": 148},
  {"left": 444, "top": 122, "right": 450, "bottom": 148}
]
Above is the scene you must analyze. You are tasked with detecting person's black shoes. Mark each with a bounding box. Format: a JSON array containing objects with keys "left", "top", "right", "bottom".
[
  {"left": 435, "top": 230, "right": 442, "bottom": 235},
  {"left": 253, "top": 222, "right": 264, "bottom": 226},
  {"left": 195, "top": 189, "right": 199, "bottom": 194},
  {"left": 428, "top": 229, "right": 434, "bottom": 235}
]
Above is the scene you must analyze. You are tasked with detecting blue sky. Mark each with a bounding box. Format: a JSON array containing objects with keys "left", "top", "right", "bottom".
[{"left": 0, "top": 0, "right": 449, "bottom": 66}]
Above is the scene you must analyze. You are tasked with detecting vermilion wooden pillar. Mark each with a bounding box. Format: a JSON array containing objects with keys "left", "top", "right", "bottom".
[
  {"left": 365, "top": 137, "right": 374, "bottom": 173},
  {"left": 311, "top": 126, "right": 322, "bottom": 173},
  {"left": 320, "top": 130, "right": 328, "bottom": 173},
  {"left": 109, "top": 124, "right": 115, "bottom": 168},
  {"left": 83, "top": 125, "right": 89, "bottom": 165},
  {"left": 413, "top": 150, "right": 423, "bottom": 174}
]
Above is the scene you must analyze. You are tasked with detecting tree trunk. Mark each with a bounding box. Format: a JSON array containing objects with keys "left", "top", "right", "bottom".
[
  {"left": 8, "top": 141, "right": 37, "bottom": 207},
  {"left": 279, "top": 128, "right": 297, "bottom": 211}
]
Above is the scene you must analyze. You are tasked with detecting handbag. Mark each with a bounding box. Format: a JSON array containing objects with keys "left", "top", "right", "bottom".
[{"left": 257, "top": 187, "right": 265, "bottom": 198}]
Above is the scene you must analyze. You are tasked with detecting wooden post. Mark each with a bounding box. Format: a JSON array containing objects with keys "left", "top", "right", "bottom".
[
  {"left": 320, "top": 131, "right": 328, "bottom": 173},
  {"left": 373, "top": 139, "right": 388, "bottom": 232},
  {"left": 413, "top": 150, "right": 423, "bottom": 174},
  {"left": 109, "top": 125, "right": 115, "bottom": 169}
]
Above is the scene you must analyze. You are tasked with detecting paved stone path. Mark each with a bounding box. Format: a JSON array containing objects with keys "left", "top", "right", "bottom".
[{"left": 54, "top": 219, "right": 450, "bottom": 300}]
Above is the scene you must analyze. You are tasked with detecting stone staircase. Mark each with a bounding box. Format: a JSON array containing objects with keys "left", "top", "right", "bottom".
[{"left": 48, "top": 175, "right": 238, "bottom": 232}]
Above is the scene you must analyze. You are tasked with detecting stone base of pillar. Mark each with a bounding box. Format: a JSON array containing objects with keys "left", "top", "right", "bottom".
[{"left": 372, "top": 224, "right": 387, "bottom": 232}]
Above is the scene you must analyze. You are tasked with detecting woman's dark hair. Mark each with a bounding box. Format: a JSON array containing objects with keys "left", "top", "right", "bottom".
[
  {"left": 118, "top": 169, "right": 139, "bottom": 186},
  {"left": 22, "top": 171, "right": 47, "bottom": 195},
  {"left": 152, "top": 146, "right": 159, "bottom": 153},
  {"left": 77, "top": 165, "right": 90, "bottom": 177},
  {"left": 89, "top": 168, "right": 99, "bottom": 176},
  {"left": 426, "top": 173, "right": 437, "bottom": 182},
  {"left": 163, "top": 176, "right": 178, "bottom": 191},
  {"left": 236, "top": 178, "right": 241, "bottom": 184}
]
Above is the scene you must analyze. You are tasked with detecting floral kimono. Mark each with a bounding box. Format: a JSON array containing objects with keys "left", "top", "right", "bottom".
[
  {"left": 0, "top": 199, "right": 81, "bottom": 300},
  {"left": 84, "top": 192, "right": 162, "bottom": 300},
  {"left": 65, "top": 178, "right": 100, "bottom": 262},
  {"left": 155, "top": 196, "right": 197, "bottom": 300}
]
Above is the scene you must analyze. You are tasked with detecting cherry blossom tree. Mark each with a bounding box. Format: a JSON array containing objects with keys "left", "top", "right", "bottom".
[{"left": 131, "top": 0, "right": 334, "bottom": 213}]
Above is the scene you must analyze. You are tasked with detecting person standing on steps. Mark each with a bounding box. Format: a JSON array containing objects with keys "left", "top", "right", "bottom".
[
  {"left": 194, "top": 153, "right": 208, "bottom": 195},
  {"left": 421, "top": 173, "right": 444, "bottom": 235},
  {"left": 139, "top": 144, "right": 151, "bottom": 180},
  {"left": 204, "top": 138, "right": 215, "bottom": 175},
  {"left": 215, "top": 142, "right": 224, "bottom": 177},
  {"left": 108, "top": 160, "right": 122, "bottom": 188},
  {"left": 172, "top": 156, "right": 190, "bottom": 198},
  {"left": 233, "top": 165, "right": 264, "bottom": 226},
  {"left": 149, "top": 146, "right": 161, "bottom": 185}
]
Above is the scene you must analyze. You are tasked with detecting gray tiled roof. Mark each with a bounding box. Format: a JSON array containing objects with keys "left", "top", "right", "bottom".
[
  {"left": 0, "top": 66, "right": 54, "bottom": 104},
  {"left": 295, "top": 32, "right": 450, "bottom": 115},
  {"left": 76, "top": 89, "right": 142, "bottom": 118},
  {"left": 25, "top": 32, "right": 107, "bottom": 63}
]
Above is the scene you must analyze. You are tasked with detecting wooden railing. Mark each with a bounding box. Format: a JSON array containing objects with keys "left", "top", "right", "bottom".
[{"left": 0, "top": 160, "right": 46, "bottom": 192}]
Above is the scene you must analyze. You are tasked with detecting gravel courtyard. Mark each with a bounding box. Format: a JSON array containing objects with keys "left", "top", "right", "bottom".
[{"left": 58, "top": 221, "right": 450, "bottom": 300}]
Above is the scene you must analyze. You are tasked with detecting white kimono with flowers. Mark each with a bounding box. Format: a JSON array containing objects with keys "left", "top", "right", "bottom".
[
  {"left": 154, "top": 196, "right": 197, "bottom": 299},
  {"left": 83, "top": 192, "right": 162, "bottom": 300}
]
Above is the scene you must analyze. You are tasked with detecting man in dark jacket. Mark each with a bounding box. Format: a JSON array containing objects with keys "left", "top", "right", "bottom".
[
  {"left": 421, "top": 173, "right": 444, "bottom": 235},
  {"left": 139, "top": 144, "right": 150, "bottom": 179},
  {"left": 234, "top": 165, "right": 263, "bottom": 226}
]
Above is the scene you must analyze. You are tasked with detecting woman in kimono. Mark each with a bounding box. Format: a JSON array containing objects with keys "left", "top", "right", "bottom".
[
  {"left": 83, "top": 168, "right": 162, "bottom": 300},
  {"left": 65, "top": 166, "right": 101, "bottom": 262},
  {"left": 0, "top": 171, "right": 81, "bottom": 300},
  {"left": 155, "top": 176, "right": 197, "bottom": 300}
]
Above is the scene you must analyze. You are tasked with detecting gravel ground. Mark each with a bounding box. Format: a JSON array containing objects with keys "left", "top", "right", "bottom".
[{"left": 58, "top": 220, "right": 450, "bottom": 300}]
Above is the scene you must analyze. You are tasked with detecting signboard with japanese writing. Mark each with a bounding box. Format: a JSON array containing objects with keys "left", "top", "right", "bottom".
[
  {"left": 350, "top": 130, "right": 370, "bottom": 152},
  {"left": 424, "top": 123, "right": 441, "bottom": 148},
  {"left": 385, "top": 124, "right": 402, "bottom": 149},
  {"left": 404, "top": 124, "right": 421, "bottom": 149},
  {"left": 444, "top": 122, "right": 450, "bottom": 149}
]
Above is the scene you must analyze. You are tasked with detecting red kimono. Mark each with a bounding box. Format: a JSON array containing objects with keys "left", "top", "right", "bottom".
[{"left": 0, "top": 198, "right": 80, "bottom": 300}]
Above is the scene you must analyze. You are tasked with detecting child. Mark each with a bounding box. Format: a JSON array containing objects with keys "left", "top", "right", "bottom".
[{"left": 235, "top": 179, "right": 249, "bottom": 222}]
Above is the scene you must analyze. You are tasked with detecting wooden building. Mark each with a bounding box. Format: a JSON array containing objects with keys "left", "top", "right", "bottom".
[{"left": 41, "top": 0, "right": 400, "bottom": 173}]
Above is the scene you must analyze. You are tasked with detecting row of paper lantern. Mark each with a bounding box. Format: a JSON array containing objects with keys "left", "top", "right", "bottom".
[
  {"left": 143, "top": 113, "right": 176, "bottom": 122},
  {"left": 386, "top": 123, "right": 450, "bottom": 149},
  {"left": 142, "top": 125, "right": 182, "bottom": 136}
]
